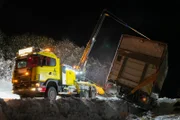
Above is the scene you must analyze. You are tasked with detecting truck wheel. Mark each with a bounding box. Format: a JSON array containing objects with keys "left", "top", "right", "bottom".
[
  {"left": 46, "top": 87, "right": 57, "bottom": 101},
  {"left": 91, "top": 91, "right": 96, "bottom": 99},
  {"left": 84, "top": 90, "right": 89, "bottom": 98},
  {"left": 90, "top": 87, "right": 97, "bottom": 99},
  {"left": 80, "top": 90, "right": 89, "bottom": 98}
]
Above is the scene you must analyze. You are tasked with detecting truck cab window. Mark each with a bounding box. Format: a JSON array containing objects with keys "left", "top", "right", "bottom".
[
  {"left": 17, "top": 60, "right": 27, "bottom": 68},
  {"left": 50, "top": 58, "right": 56, "bottom": 66},
  {"left": 28, "top": 56, "right": 39, "bottom": 67},
  {"left": 40, "top": 56, "right": 56, "bottom": 66}
]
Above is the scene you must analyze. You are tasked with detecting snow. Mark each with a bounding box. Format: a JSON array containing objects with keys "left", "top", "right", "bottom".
[
  {"left": 96, "top": 95, "right": 121, "bottom": 101},
  {"left": 158, "top": 97, "right": 178, "bottom": 103},
  {"left": 0, "top": 80, "right": 20, "bottom": 99},
  {"left": 154, "top": 114, "right": 180, "bottom": 120}
]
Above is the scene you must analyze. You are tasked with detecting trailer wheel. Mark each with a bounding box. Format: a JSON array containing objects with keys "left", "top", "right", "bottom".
[{"left": 46, "top": 86, "right": 57, "bottom": 101}]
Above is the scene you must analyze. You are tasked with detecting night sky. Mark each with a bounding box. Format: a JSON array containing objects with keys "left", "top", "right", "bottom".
[{"left": 0, "top": 0, "right": 179, "bottom": 98}]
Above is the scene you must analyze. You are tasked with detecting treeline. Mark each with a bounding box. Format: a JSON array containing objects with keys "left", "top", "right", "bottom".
[{"left": 0, "top": 30, "right": 84, "bottom": 66}]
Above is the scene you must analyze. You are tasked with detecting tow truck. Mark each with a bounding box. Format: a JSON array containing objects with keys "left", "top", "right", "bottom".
[{"left": 11, "top": 47, "right": 104, "bottom": 100}]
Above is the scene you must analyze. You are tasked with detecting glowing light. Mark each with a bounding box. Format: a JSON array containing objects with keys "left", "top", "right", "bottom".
[
  {"left": 44, "top": 48, "right": 50, "bottom": 52},
  {"left": 28, "top": 57, "right": 32, "bottom": 60},
  {"left": 37, "top": 87, "right": 46, "bottom": 92},
  {"left": 142, "top": 97, "right": 147, "bottom": 102},
  {"left": 105, "top": 13, "right": 109, "bottom": 16},
  {"left": 12, "top": 80, "right": 18, "bottom": 83},
  {"left": 30, "top": 88, "right": 36, "bottom": 91},
  {"left": 65, "top": 68, "right": 70, "bottom": 71},
  {"left": 35, "top": 83, "right": 40, "bottom": 87},
  {"left": 25, "top": 72, "right": 29, "bottom": 76}
]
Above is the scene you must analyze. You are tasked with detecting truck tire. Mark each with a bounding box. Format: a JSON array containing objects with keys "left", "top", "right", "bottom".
[
  {"left": 46, "top": 87, "right": 57, "bottom": 101},
  {"left": 80, "top": 90, "right": 89, "bottom": 98},
  {"left": 84, "top": 90, "right": 89, "bottom": 98},
  {"left": 91, "top": 90, "right": 96, "bottom": 99},
  {"left": 90, "top": 86, "right": 96, "bottom": 99}
]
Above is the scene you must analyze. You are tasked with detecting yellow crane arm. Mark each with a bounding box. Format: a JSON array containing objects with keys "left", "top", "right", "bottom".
[{"left": 77, "top": 40, "right": 92, "bottom": 69}]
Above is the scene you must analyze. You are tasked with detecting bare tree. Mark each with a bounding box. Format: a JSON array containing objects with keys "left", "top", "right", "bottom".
[
  {"left": 85, "top": 57, "right": 111, "bottom": 87},
  {"left": 7, "top": 33, "right": 55, "bottom": 59},
  {"left": 54, "top": 39, "right": 84, "bottom": 66},
  {"left": 0, "top": 30, "right": 5, "bottom": 58}
]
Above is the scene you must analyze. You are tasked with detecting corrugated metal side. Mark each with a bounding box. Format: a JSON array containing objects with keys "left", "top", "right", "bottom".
[{"left": 108, "top": 34, "right": 168, "bottom": 95}]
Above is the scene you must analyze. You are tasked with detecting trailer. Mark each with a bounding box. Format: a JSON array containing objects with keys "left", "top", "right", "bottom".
[{"left": 107, "top": 34, "right": 168, "bottom": 109}]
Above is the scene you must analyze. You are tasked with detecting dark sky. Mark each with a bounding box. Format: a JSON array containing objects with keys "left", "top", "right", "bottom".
[{"left": 0, "top": 0, "right": 180, "bottom": 98}]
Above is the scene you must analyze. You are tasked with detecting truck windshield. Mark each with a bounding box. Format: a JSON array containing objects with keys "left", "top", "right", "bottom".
[
  {"left": 17, "top": 60, "right": 27, "bottom": 68},
  {"left": 16, "top": 56, "right": 40, "bottom": 69},
  {"left": 27, "top": 56, "right": 39, "bottom": 68}
]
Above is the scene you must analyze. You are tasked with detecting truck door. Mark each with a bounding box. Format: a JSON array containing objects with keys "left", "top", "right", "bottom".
[
  {"left": 62, "top": 65, "right": 76, "bottom": 86},
  {"left": 38, "top": 56, "right": 58, "bottom": 82}
]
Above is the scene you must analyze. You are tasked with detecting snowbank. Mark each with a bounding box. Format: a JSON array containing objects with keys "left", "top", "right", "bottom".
[
  {"left": 1, "top": 97, "right": 179, "bottom": 120},
  {"left": 0, "top": 97, "right": 144, "bottom": 120},
  {"left": 152, "top": 97, "right": 180, "bottom": 118},
  {"left": 154, "top": 114, "right": 180, "bottom": 120},
  {"left": 0, "top": 80, "right": 20, "bottom": 99},
  {"left": 158, "top": 97, "right": 178, "bottom": 103},
  {"left": 96, "top": 95, "right": 121, "bottom": 101}
]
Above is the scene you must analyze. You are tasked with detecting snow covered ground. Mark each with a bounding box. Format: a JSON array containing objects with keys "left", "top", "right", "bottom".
[
  {"left": 0, "top": 80, "right": 20, "bottom": 100},
  {"left": 0, "top": 80, "right": 180, "bottom": 120}
]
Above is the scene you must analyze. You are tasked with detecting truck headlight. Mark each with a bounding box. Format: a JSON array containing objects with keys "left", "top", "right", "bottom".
[
  {"left": 12, "top": 79, "right": 18, "bottom": 83},
  {"left": 30, "top": 88, "right": 36, "bottom": 91},
  {"left": 75, "top": 71, "right": 83, "bottom": 75},
  {"left": 25, "top": 72, "right": 29, "bottom": 76},
  {"left": 35, "top": 83, "right": 40, "bottom": 87}
]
